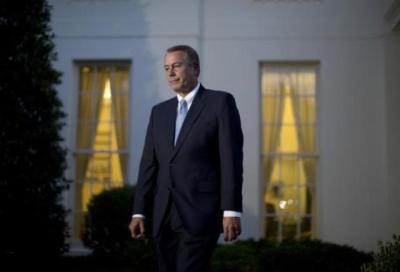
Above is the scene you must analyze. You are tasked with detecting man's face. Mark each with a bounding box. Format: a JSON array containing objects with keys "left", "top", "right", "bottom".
[{"left": 164, "top": 51, "right": 199, "bottom": 95}]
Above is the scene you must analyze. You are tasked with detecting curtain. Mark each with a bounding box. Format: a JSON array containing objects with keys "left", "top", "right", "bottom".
[
  {"left": 262, "top": 64, "right": 317, "bottom": 240},
  {"left": 110, "top": 67, "right": 129, "bottom": 181},
  {"left": 261, "top": 67, "right": 285, "bottom": 208},
  {"left": 74, "top": 66, "right": 107, "bottom": 237},
  {"left": 262, "top": 70, "right": 284, "bottom": 189},
  {"left": 262, "top": 68, "right": 286, "bottom": 239},
  {"left": 76, "top": 67, "right": 107, "bottom": 181},
  {"left": 288, "top": 68, "right": 316, "bottom": 215}
]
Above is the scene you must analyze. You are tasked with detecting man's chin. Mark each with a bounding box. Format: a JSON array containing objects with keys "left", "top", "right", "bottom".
[
  {"left": 169, "top": 84, "right": 181, "bottom": 92},
  {"left": 171, "top": 87, "right": 186, "bottom": 94},
  {"left": 169, "top": 83, "right": 192, "bottom": 95}
]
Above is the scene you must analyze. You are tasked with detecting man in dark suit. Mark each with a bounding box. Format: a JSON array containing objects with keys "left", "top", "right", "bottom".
[{"left": 129, "top": 45, "right": 243, "bottom": 272}]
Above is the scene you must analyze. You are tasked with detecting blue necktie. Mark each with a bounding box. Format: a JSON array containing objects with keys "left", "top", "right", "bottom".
[{"left": 174, "top": 99, "right": 188, "bottom": 145}]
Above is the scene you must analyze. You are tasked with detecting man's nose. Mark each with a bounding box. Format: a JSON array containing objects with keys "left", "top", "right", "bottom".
[{"left": 168, "top": 69, "right": 175, "bottom": 76}]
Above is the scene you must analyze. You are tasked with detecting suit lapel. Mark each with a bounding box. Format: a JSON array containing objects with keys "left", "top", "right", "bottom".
[
  {"left": 165, "top": 98, "right": 178, "bottom": 155},
  {"left": 170, "top": 86, "right": 206, "bottom": 162}
]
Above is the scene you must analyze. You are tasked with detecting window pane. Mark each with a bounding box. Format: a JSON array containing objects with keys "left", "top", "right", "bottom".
[
  {"left": 261, "top": 63, "right": 318, "bottom": 242},
  {"left": 112, "top": 67, "right": 129, "bottom": 95},
  {"left": 114, "top": 122, "right": 128, "bottom": 149},
  {"left": 262, "top": 96, "right": 282, "bottom": 125},
  {"left": 77, "top": 94, "right": 95, "bottom": 120},
  {"left": 278, "top": 186, "right": 300, "bottom": 213},
  {"left": 282, "top": 214, "right": 298, "bottom": 240},
  {"left": 265, "top": 215, "right": 279, "bottom": 241},
  {"left": 74, "top": 63, "right": 130, "bottom": 238},
  {"left": 300, "top": 216, "right": 312, "bottom": 240},
  {"left": 303, "top": 158, "right": 316, "bottom": 184},
  {"left": 79, "top": 66, "right": 94, "bottom": 94}
]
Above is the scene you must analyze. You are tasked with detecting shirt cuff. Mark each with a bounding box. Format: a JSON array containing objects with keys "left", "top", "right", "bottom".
[
  {"left": 223, "top": 211, "right": 241, "bottom": 217},
  {"left": 134, "top": 212, "right": 240, "bottom": 218}
]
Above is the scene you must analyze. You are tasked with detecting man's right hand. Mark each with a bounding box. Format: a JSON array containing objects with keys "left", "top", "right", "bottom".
[{"left": 128, "top": 217, "right": 145, "bottom": 239}]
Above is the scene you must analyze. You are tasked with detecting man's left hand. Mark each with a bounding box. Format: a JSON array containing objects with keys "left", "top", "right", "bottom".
[{"left": 223, "top": 217, "right": 241, "bottom": 242}]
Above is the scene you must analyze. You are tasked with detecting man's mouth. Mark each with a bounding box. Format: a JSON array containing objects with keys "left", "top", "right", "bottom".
[{"left": 169, "top": 79, "right": 180, "bottom": 84}]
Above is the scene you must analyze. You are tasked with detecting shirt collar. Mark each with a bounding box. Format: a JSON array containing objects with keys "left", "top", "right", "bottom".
[{"left": 176, "top": 82, "right": 200, "bottom": 108}]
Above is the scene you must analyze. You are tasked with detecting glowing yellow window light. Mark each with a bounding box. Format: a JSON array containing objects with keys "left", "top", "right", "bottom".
[
  {"left": 262, "top": 66, "right": 317, "bottom": 241},
  {"left": 264, "top": 84, "right": 307, "bottom": 214},
  {"left": 81, "top": 78, "right": 124, "bottom": 212}
]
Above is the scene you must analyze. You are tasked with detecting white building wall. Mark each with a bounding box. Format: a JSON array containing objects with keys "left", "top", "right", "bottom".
[
  {"left": 384, "top": 33, "right": 400, "bottom": 243},
  {"left": 49, "top": 0, "right": 398, "bottom": 251}
]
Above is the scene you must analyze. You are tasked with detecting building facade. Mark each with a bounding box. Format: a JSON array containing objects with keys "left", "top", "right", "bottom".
[{"left": 49, "top": 0, "right": 400, "bottom": 252}]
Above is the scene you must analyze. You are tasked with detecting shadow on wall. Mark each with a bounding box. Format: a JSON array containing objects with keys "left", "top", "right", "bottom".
[
  {"left": 48, "top": 0, "right": 160, "bottom": 250},
  {"left": 125, "top": 0, "right": 160, "bottom": 186}
]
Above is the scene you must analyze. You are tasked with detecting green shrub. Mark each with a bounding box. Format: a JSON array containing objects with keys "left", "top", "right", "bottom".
[
  {"left": 0, "top": 0, "right": 70, "bottom": 256},
  {"left": 81, "top": 186, "right": 374, "bottom": 272},
  {"left": 212, "top": 239, "right": 372, "bottom": 272},
  {"left": 361, "top": 234, "right": 400, "bottom": 272},
  {"left": 212, "top": 240, "right": 260, "bottom": 272},
  {"left": 259, "top": 239, "right": 372, "bottom": 272},
  {"left": 82, "top": 186, "right": 156, "bottom": 271}
]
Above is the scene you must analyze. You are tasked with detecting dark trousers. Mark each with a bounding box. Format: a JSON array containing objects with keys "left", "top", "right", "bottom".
[{"left": 155, "top": 200, "right": 220, "bottom": 272}]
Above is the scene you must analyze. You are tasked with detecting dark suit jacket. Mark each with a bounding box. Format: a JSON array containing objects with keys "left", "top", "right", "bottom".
[{"left": 133, "top": 85, "right": 243, "bottom": 237}]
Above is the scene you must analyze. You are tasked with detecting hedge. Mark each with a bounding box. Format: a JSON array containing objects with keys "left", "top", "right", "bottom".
[{"left": 81, "top": 186, "right": 374, "bottom": 272}]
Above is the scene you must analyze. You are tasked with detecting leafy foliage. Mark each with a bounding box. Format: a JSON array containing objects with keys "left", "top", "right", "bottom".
[
  {"left": 213, "top": 239, "right": 373, "bottom": 272},
  {"left": 0, "top": 0, "right": 69, "bottom": 256},
  {"left": 361, "top": 234, "right": 400, "bottom": 272},
  {"left": 82, "top": 186, "right": 156, "bottom": 271},
  {"left": 82, "top": 185, "right": 373, "bottom": 271},
  {"left": 212, "top": 240, "right": 260, "bottom": 272}
]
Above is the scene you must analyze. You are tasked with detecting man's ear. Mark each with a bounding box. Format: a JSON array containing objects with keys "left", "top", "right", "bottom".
[{"left": 195, "top": 65, "right": 200, "bottom": 77}]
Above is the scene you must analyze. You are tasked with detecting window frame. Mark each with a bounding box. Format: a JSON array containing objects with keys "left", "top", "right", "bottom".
[
  {"left": 259, "top": 61, "right": 321, "bottom": 242},
  {"left": 70, "top": 60, "right": 132, "bottom": 239}
]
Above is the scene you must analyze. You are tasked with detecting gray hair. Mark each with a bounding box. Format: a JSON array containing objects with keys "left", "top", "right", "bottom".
[{"left": 166, "top": 45, "right": 200, "bottom": 71}]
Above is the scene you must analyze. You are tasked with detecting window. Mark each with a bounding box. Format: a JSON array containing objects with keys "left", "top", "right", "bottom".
[
  {"left": 261, "top": 62, "right": 318, "bottom": 241},
  {"left": 73, "top": 63, "right": 130, "bottom": 238}
]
